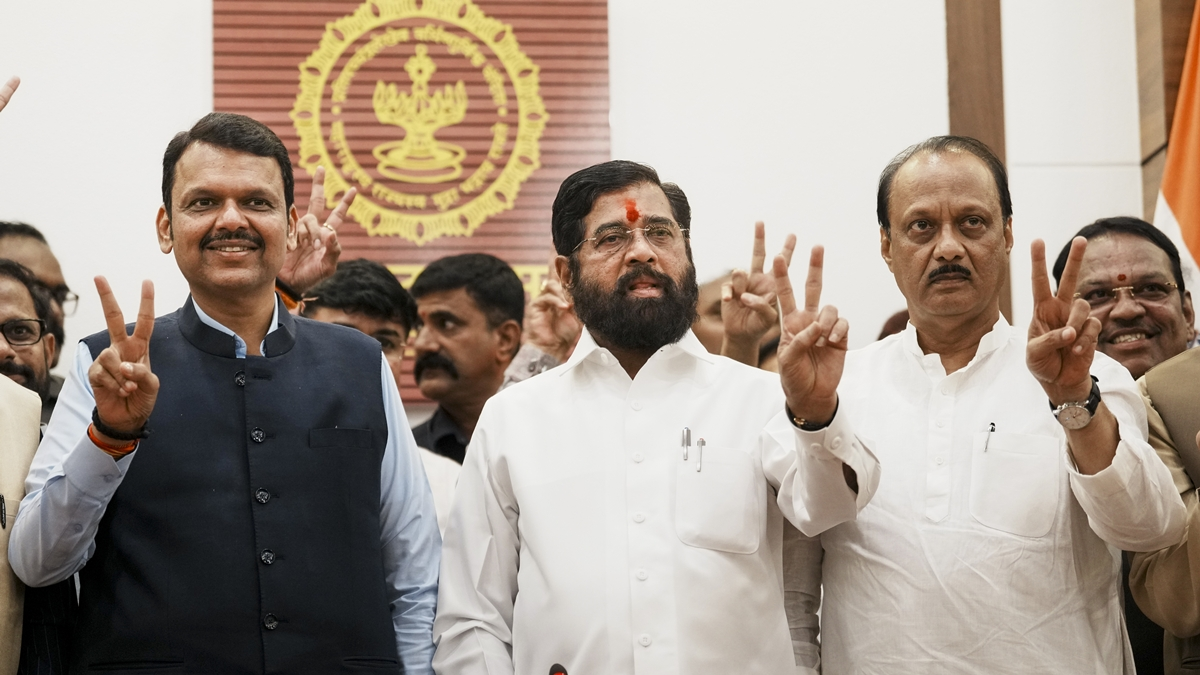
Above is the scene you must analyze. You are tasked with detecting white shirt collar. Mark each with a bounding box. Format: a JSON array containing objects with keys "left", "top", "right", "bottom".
[
  {"left": 190, "top": 296, "right": 280, "bottom": 359},
  {"left": 562, "top": 328, "right": 715, "bottom": 374},
  {"left": 899, "top": 316, "right": 1011, "bottom": 377}
]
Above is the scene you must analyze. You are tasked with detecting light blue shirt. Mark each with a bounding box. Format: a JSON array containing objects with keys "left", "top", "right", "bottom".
[{"left": 9, "top": 297, "right": 440, "bottom": 673}]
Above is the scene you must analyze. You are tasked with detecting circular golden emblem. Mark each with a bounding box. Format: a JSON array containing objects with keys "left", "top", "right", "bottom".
[{"left": 291, "top": 0, "right": 548, "bottom": 245}]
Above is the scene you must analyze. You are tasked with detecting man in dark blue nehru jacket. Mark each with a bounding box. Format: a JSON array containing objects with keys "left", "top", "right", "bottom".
[{"left": 8, "top": 112, "right": 440, "bottom": 674}]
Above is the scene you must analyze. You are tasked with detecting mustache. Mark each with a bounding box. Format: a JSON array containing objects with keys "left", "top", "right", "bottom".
[
  {"left": 928, "top": 264, "right": 972, "bottom": 281},
  {"left": 201, "top": 228, "right": 265, "bottom": 248},
  {"left": 617, "top": 263, "right": 677, "bottom": 294},
  {"left": 413, "top": 352, "right": 459, "bottom": 382},
  {"left": 0, "top": 360, "right": 34, "bottom": 381}
]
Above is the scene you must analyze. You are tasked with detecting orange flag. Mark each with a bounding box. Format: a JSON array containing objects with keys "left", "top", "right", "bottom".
[{"left": 1159, "top": 0, "right": 1200, "bottom": 270}]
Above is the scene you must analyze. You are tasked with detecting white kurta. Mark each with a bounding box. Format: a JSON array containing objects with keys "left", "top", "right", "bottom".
[
  {"left": 433, "top": 330, "right": 878, "bottom": 675},
  {"left": 814, "top": 320, "right": 1185, "bottom": 674}
]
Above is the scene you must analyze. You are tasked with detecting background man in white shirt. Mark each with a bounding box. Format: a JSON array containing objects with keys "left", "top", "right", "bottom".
[
  {"left": 806, "top": 135, "right": 1185, "bottom": 673},
  {"left": 433, "top": 159, "right": 878, "bottom": 675}
]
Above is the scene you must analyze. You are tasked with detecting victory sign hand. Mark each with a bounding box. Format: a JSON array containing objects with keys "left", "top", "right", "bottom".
[
  {"left": 722, "top": 222, "right": 796, "bottom": 363},
  {"left": 278, "top": 166, "right": 357, "bottom": 294},
  {"left": 775, "top": 246, "right": 848, "bottom": 424},
  {"left": 89, "top": 277, "right": 160, "bottom": 439},
  {"left": 1027, "top": 237, "right": 1100, "bottom": 403}
]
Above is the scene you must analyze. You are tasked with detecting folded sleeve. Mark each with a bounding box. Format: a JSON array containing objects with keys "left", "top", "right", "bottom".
[
  {"left": 762, "top": 407, "right": 880, "bottom": 538},
  {"left": 1066, "top": 361, "right": 1186, "bottom": 552}
]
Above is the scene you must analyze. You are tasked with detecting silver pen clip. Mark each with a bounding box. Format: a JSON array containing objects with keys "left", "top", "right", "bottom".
[
  {"left": 682, "top": 427, "right": 691, "bottom": 460},
  {"left": 696, "top": 438, "right": 705, "bottom": 472},
  {"left": 984, "top": 422, "right": 996, "bottom": 452}
]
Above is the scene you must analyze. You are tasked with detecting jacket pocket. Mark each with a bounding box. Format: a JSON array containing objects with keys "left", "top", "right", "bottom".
[
  {"left": 309, "top": 427, "right": 374, "bottom": 448},
  {"left": 342, "top": 656, "right": 401, "bottom": 673},
  {"left": 674, "top": 446, "right": 765, "bottom": 554},
  {"left": 969, "top": 431, "right": 1062, "bottom": 538}
]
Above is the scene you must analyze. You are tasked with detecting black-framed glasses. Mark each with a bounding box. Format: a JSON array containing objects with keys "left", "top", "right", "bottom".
[
  {"left": 572, "top": 223, "right": 689, "bottom": 256},
  {"left": 50, "top": 285, "right": 79, "bottom": 316},
  {"left": 1074, "top": 281, "right": 1179, "bottom": 309},
  {"left": 0, "top": 318, "right": 46, "bottom": 346}
]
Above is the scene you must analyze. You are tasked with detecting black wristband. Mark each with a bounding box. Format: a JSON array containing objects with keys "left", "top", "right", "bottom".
[
  {"left": 91, "top": 408, "right": 150, "bottom": 441},
  {"left": 786, "top": 398, "right": 838, "bottom": 432}
]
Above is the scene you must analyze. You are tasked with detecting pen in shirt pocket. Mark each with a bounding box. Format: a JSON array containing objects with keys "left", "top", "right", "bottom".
[{"left": 984, "top": 422, "right": 996, "bottom": 452}]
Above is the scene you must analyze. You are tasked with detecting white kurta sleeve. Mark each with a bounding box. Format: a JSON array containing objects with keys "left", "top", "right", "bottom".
[
  {"left": 432, "top": 411, "right": 520, "bottom": 675},
  {"left": 763, "top": 408, "right": 880, "bottom": 537},
  {"left": 1066, "top": 361, "right": 1185, "bottom": 552}
]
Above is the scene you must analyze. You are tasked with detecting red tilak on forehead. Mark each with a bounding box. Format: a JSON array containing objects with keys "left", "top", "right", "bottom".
[
  {"left": 1118, "top": 274, "right": 1126, "bottom": 281},
  {"left": 624, "top": 199, "right": 640, "bottom": 222}
]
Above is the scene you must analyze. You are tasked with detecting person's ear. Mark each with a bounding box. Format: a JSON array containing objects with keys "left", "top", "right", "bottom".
[
  {"left": 1183, "top": 290, "right": 1195, "bottom": 327},
  {"left": 879, "top": 227, "right": 894, "bottom": 272},
  {"left": 156, "top": 206, "right": 174, "bottom": 254},
  {"left": 1003, "top": 216, "right": 1014, "bottom": 254},
  {"left": 494, "top": 319, "right": 522, "bottom": 363},
  {"left": 554, "top": 255, "right": 573, "bottom": 289},
  {"left": 286, "top": 205, "right": 299, "bottom": 252},
  {"left": 42, "top": 330, "right": 57, "bottom": 368}
]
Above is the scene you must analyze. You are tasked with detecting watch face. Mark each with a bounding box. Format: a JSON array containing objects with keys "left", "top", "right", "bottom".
[{"left": 1056, "top": 404, "right": 1091, "bottom": 430}]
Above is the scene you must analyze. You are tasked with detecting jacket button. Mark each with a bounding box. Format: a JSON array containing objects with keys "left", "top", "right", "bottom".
[
  {"left": 260, "top": 549, "right": 275, "bottom": 565},
  {"left": 235, "top": 371, "right": 246, "bottom": 387},
  {"left": 255, "top": 488, "right": 271, "bottom": 504},
  {"left": 263, "top": 613, "right": 278, "bottom": 630},
  {"left": 251, "top": 428, "right": 266, "bottom": 443}
]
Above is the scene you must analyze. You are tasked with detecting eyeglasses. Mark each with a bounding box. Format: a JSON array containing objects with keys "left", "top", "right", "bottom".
[
  {"left": 0, "top": 318, "right": 46, "bottom": 346},
  {"left": 572, "top": 223, "right": 689, "bottom": 256},
  {"left": 50, "top": 285, "right": 79, "bottom": 316},
  {"left": 1074, "top": 281, "right": 1179, "bottom": 309},
  {"left": 31, "top": 282, "right": 78, "bottom": 316}
]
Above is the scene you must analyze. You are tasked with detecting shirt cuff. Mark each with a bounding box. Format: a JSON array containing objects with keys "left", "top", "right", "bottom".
[
  {"left": 794, "top": 409, "right": 878, "bottom": 513},
  {"left": 63, "top": 434, "right": 136, "bottom": 501},
  {"left": 1067, "top": 437, "right": 1138, "bottom": 499}
]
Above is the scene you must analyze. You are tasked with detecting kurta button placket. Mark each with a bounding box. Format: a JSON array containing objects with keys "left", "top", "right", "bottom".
[
  {"left": 251, "top": 428, "right": 266, "bottom": 443},
  {"left": 262, "top": 613, "right": 279, "bottom": 630},
  {"left": 260, "top": 549, "right": 275, "bottom": 565},
  {"left": 255, "top": 488, "right": 271, "bottom": 504}
]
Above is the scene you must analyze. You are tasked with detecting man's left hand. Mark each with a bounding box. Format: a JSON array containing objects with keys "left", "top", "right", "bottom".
[
  {"left": 278, "top": 166, "right": 357, "bottom": 295},
  {"left": 1027, "top": 237, "right": 1101, "bottom": 404}
]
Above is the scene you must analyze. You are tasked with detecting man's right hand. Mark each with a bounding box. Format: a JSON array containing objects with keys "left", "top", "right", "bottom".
[
  {"left": 89, "top": 277, "right": 160, "bottom": 441},
  {"left": 0, "top": 76, "right": 19, "bottom": 114},
  {"left": 775, "top": 245, "right": 847, "bottom": 426}
]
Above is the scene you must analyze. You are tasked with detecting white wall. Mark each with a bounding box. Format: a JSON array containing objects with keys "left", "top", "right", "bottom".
[
  {"left": 609, "top": 0, "right": 949, "bottom": 347},
  {"left": 1002, "top": 0, "right": 1144, "bottom": 326},
  {"left": 0, "top": 1, "right": 213, "bottom": 373}
]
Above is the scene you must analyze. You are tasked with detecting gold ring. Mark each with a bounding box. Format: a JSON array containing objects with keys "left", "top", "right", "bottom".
[
  {"left": 539, "top": 278, "right": 550, "bottom": 293},
  {"left": 321, "top": 223, "right": 336, "bottom": 232}
]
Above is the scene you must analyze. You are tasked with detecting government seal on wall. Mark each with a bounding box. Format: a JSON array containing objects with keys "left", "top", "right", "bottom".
[{"left": 291, "top": 0, "right": 548, "bottom": 245}]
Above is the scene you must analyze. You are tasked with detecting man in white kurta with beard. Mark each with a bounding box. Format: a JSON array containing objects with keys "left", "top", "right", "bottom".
[
  {"left": 812, "top": 136, "right": 1185, "bottom": 674},
  {"left": 433, "top": 160, "right": 879, "bottom": 675}
]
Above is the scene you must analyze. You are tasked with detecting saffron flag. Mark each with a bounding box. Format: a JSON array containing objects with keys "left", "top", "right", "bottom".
[{"left": 1157, "top": 0, "right": 1200, "bottom": 281}]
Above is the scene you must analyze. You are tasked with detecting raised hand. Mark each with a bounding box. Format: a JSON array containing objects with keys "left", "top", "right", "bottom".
[
  {"left": 775, "top": 246, "right": 848, "bottom": 424},
  {"left": 523, "top": 256, "right": 582, "bottom": 363},
  {"left": 0, "top": 76, "right": 19, "bottom": 114},
  {"left": 89, "top": 277, "right": 160, "bottom": 438},
  {"left": 721, "top": 222, "right": 797, "bottom": 364},
  {"left": 1027, "top": 238, "right": 1100, "bottom": 404},
  {"left": 278, "top": 166, "right": 357, "bottom": 294}
]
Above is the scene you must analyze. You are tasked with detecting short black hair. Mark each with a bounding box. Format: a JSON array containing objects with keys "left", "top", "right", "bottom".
[
  {"left": 300, "top": 259, "right": 418, "bottom": 334},
  {"left": 0, "top": 221, "right": 47, "bottom": 244},
  {"left": 1052, "top": 216, "right": 1187, "bottom": 294},
  {"left": 0, "top": 258, "right": 53, "bottom": 324},
  {"left": 410, "top": 253, "right": 525, "bottom": 329},
  {"left": 161, "top": 112, "right": 294, "bottom": 217},
  {"left": 877, "top": 135, "right": 1013, "bottom": 236},
  {"left": 551, "top": 160, "right": 691, "bottom": 256}
]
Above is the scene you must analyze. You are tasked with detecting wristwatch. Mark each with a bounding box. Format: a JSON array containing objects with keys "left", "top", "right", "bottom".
[{"left": 1050, "top": 376, "right": 1101, "bottom": 430}]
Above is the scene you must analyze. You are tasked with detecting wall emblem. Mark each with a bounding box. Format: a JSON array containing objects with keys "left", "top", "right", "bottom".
[{"left": 292, "top": 0, "right": 548, "bottom": 245}]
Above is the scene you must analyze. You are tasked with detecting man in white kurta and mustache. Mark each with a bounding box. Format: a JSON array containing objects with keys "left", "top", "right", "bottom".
[{"left": 433, "top": 160, "right": 878, "bottom": 675}]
